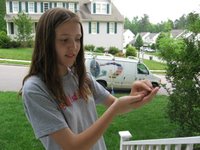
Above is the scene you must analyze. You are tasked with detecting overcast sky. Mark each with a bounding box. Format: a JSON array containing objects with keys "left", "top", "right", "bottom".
[{"left": 112, "top": 0, "right": 200, "bottom": 23}]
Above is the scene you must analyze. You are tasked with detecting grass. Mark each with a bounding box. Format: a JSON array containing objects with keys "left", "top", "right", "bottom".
[
  {"left": 143, "top": 59, "right": 167, "bottom": 70},
  {"left": 0, "top": 48, "right": 33, "bottom": 60},
  {"left": 0, "top": 92, "right": 177, "bottom": 150},
  {"left": 0, "top": 48, "right": 167, "bottom": 71}
]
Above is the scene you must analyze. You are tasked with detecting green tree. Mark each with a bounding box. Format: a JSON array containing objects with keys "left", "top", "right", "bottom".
[
  {"left": 13, "top": 12, "right": 33, "bottom": 47},
  {"left": 186, "top": 12, "right": 200, "bottom": 34},
  {"left": 134, "top": 34, "right": 143, "bottom": 50},
  {"left": 164, "top": 38, "right": 200, "bottom": 136},
  {"left": 125, "top": 45, "right": 137, "bottom": 57},
  {"left": 0, "top": 0, "right": 6, "bottom": 31},
  {"left": 158, "top": 13, "right": 200, "bottom": 136},
  {"left": 155, "top": 32, "right": 170, "bottom": 50},
  {"left": 174, "top": 15, "right": 187, "bottom": 29}
]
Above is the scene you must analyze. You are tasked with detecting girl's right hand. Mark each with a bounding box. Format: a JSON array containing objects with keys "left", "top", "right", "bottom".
[{"left": 112, "top": 86, "right": 159, "bottom": 115}]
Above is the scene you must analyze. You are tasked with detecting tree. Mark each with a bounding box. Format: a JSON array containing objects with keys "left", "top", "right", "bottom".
[
  {"left": 134, "top": 34, "right": 143, "bottom": 50},
  {"left": 164, "top": 38, "right": 200, "bottom": 136},
  {"left": 158, "top": 14, "right": 200, "bottom": 135},
  {"left": 0, "top": 0, "right": 6, "bottom": 32},
  {"left": 13, "top": 12, "right": 33, "bottom": 47},
  {"left": 186, "top": 12, "right": 200, "bottom": 34}
]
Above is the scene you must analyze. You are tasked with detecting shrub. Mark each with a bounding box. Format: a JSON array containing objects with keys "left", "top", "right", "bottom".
[
  {"left": 126, "top": 45, "right": 137, "bottom": 57},
  {"left": 84, "top": 44, "right": 95, "bottom": 51},
  {"left": 0, "top": 31, "right": 11, "bottom": 48},
  {"left": 108, "top": 46, "right": 119, "bottom": 55},
  {"left": 95, "top": 46, "right": 105, "bottom": 53},
  {"left": 10, "top": 40, "right": 21, "bottom": 48}
]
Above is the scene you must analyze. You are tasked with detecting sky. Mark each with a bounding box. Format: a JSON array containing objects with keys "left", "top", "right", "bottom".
[{"left": 112, "top": 0, "right": 200, "bottom": 24}]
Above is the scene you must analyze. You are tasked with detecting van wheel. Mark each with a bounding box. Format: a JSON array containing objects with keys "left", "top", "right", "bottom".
[{"left": 98, "top": 81, "right": 107, "bottom": 89}]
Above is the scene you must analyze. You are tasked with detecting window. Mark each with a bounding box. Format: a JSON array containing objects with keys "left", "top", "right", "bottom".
[
  {"left": 44, "top": 2, "right": 49, "bottom": 12},
  {"left": 68, "top": 3, "right": 75, "bottom": 12},
  {"left": 91, "top": 22, "right": 97, "bottom": 34},
  {"left": 13, "top": 1, "right": 19, "bottom": 13},
  {"left": 29, "top": 2, "right": 34, "bottom": 13},
  {"left": 94, "top": 2, "right": 109, "bottom": 14},
  {"left": 109, "top": 22, "right": 115, "bottom": 34},
  {"left": 89, "top": 22, "right": 99, "bottom": 34},
  {"left": 137, "top": 63, "right": 149, "bottom": 74},
  {"left": 57, "top": 2, "right": 63, "bottom": 8},
  {"left": 107, "top": 22, "right": 117, "bottom": 34},
  {"left": 101, "top": 3, "right": 107, "bottom": 14}
]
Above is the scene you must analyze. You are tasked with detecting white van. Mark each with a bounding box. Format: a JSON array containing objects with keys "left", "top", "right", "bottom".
[{"left": 85, "top": 53, "right": 161, "bottom": 91}]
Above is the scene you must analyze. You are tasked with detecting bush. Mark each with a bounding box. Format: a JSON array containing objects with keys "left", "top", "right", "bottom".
[
  {"left": 84, "top": 44, "right": 95, "bottom": 51},
  {"left": 108, "top": 46, "right": 119, "bottom": 55},
  {"left": 95, "top": 46, "right": 105, "bottom": 53},
  {"left": 10, "top": 40, "right": 21, "bottom": 48},
  {"left": 126, "top": 45, "right": 137, "bottom": 57},
  {"left": 0, "top": 31, "right": 11, "bottom": 48}
]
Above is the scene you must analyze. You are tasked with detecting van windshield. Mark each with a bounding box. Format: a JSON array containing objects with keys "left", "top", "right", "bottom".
[{"left": 137, "top": 63, "right": 149, "bottom": 74}]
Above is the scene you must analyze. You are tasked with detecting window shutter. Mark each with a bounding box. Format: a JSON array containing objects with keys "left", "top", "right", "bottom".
[
  {"left": 63, "top": 3, "right": 65, "bottom": 8},
  {"left": 93, "top": 3, "right": 96, "bottom": 13},
  {"left": 107, "top": 4, "right": 109, "bottom": 14},
  {"left": 115, "top": 22, "right": 117, "bottom": 33},
  {"left": 25, "top": 2, "right": 28, "bottom": 13},
  {"left": 107, "top": 22, "right": 109, "bottom": 34},
  {"left": 89, "top": 22, "right": 91, "bottom": 34},
  {"left": 9, "top": 1, "right": 13, "bottom": 13},
  {"left": 97, "top": 22, "right": 99, "bottom": 33},
  {"left": 65, "top": 3, "right": 68, "bottom": 9},
  {"left": 41, "top": 2, "right": 43, "bottom": 12},
  {"left": 19, "top": 1, "right": 22, "bottom": 12},
  {"left": 49, "top": 2, "right": 52, "bottom": 8},
  {"left": 54, "top": 3, "right": 57, "bottom": 7},
  {"left": 75, "top": 3, "right": 77, "bottom": 12},
  {"left": 34, "top": 2, "right": 37, "bottom": 12}
]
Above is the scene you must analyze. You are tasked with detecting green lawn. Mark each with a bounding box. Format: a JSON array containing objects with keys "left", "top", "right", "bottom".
[
  {"left": 0, "top": 48, "right": 167, "bottom": 71},
  {"left": 0, "top": 92, "right": 177, "bottom": 150},
  {"left": 0, "top": 48, "right": 32, "bottom": 60}
]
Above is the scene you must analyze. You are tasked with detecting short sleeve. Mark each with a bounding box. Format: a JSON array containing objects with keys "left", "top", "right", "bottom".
[
  {"left": 87, "top": 73, "right": 110, "bottom": 104},
  {"left": 22, "top": 77, "right": 68, "bottom": 139}
]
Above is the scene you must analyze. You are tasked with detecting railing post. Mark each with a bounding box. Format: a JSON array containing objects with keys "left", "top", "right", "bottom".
[{"left": 119, "top": 131, "right": 132, "bottom": 150}]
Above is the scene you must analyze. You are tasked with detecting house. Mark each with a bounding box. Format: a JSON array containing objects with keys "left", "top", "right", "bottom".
[
  {"left": 4, "top": 0, "right": 124, "bottom": 50},
  {"left": 170, "top": 29, "right": 186, "bottom": 39},
  {"left": 135, "top": 32, "right": 159, "bottom": 47},
  {"left": 123, "top": 29, "right": 135, "bottom": 48}
]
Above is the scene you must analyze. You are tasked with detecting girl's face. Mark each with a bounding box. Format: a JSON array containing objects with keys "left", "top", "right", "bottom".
[{"left": 55, "top": 20, "right": 82, "bottom": 76}]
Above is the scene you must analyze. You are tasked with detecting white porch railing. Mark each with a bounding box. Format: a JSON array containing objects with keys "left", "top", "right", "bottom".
[{"left": 119, "top": 131, "right": 200, "bottom": 150}]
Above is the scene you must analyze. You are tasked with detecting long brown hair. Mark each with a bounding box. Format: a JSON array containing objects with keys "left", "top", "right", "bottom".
[{"left": 21, "top": 8, "right": 91, "bottom": 105}]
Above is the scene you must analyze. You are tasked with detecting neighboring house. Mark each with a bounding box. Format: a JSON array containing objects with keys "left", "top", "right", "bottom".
[
  {"left": 4, "top": 0, "right": 124, "bottom": 50},
  {"left": 170, "top": 29, "right": 186, "bottom": 39},
  {"left": 123, "top": 29, "right": 135, "bottom": 48},
  {"left": 135, "top": 32, "right": 159, "bottom": 46}
]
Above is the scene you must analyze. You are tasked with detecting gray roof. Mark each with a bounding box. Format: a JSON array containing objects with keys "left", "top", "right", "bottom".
[
  {"left": 78, "top": 1, "right": 124, "bottom": 22},
  {"left": 171, "top": 29, "right": 185, "bottom": 38},
  {"left": 5, "top": 0, "right": 124, "bottom": 22}
]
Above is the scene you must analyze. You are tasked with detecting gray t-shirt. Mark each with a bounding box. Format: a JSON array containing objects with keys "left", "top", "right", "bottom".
[{"left": 22, "top": 72, "right": 110, "bottom": 150}]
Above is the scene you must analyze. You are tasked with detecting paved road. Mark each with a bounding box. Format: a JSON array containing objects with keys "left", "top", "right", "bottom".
[
  {"left": 0, "top": 64, "right": 29, "bottom": 91},
  {"left": 0, "top": 65, "right": 170, "bottom": 95}
]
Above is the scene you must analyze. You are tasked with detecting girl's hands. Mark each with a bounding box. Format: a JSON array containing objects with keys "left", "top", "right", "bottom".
[{"left": 111, "top": 80, "right": 160, "bottom": 115}]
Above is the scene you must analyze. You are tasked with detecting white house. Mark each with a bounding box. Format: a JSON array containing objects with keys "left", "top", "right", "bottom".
[
  {"left": 4, "top": 0, "right": 124, "bottom": 50},
  {"left": 123, "top": 29, "right": 135, "bottom": 48}
]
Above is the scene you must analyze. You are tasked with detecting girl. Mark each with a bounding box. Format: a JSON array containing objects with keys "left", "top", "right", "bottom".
[{"left": 21, "top": 8, "right": 159, "bottom": 150}]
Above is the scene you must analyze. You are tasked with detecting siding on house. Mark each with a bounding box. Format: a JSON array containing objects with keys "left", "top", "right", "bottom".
[{"left": 4, "top": 0, "right": 124, "bottom": 50}]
